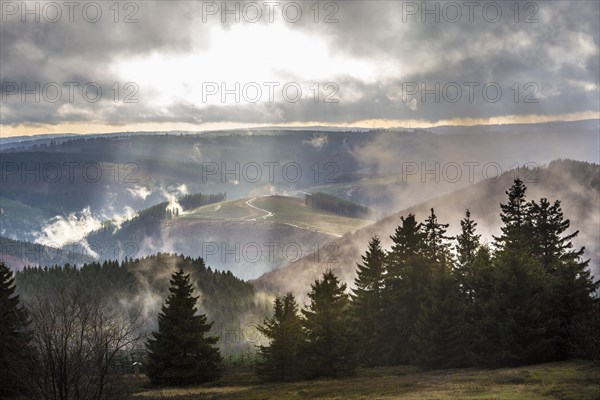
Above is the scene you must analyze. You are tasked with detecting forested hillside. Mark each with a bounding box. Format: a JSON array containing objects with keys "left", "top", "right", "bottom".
[
  {"left": 252, "top": 177, "right": 599, "bottom": 382},
  {"left": 15, "top": 253, "right": 268, "bottom": 353},
  {"left": 86, "top": 193, "right": 226, "bottom": 251},
  {"left": 254, "top": 160, "right": 600, "bottom": 295}
]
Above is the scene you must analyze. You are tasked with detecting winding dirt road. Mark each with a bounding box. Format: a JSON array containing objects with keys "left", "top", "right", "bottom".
[
  {"left": 244, "top": 197, "right": 342, "bottom": 237},
  {"left": 244, "top": 197, "right": 273, "bottom": 221}
]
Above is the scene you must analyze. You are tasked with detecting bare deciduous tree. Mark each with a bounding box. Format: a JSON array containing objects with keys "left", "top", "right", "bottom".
[{"left": 27, "top": 286, "right": 145, "bottom": 400}]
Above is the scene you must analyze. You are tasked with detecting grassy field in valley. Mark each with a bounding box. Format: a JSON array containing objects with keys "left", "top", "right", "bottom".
[{"left": 179, "top": 195, "right": 372, "bottom": 237}]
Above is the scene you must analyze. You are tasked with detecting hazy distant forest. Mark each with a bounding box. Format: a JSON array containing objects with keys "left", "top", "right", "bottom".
[{"left": 2, "top": 178, "right": 598, "bottom": 398}]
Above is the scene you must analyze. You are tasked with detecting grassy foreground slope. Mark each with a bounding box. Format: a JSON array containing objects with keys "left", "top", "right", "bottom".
[{"left": 131, "top": 361, "right": 599, "bottom": 400}]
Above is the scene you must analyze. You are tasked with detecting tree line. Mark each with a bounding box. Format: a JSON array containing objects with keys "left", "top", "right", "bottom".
[
  {"left": 256, "top": 179, "right": 599, "bottom": 380},
  {"left": 89, "top": 192, "right": 226, "bottom": 242},
  {"left": 305, "top": 192, "right": 374, "bottom": 219},
  {"left": 15, "top": 253, "right": 255, "bottom": 320}
]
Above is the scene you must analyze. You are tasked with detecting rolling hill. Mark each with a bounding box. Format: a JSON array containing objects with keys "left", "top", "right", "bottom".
[
  {"left": 85, "top": 195, "right": 373, "bottom": 279},
  {"left": 182, "top": 196, "right": 371, "bottom": 237}
]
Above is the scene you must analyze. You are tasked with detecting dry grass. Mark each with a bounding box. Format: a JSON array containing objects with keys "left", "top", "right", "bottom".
[{"left": 130, "top": 360, "right": 600, "bottom": 400}]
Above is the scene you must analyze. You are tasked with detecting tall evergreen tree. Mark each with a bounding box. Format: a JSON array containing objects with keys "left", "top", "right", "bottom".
[
  {"left": 529, "top": 198, "right": 583, "bottom": 273},
  {"left": 0, "top": 263, "right": 34, "bottom": 397},
  {"left": 383, "top": 214, "right": 428, "bottom": 364},
  {"left": 146, "top": 268, "right": 222, "bottom": 385},
  {"left": 301, "top": 270, "right": 357, "bottom": 378},
  {"left": 256, "top": 293, "right": 303, "bottom": 381},
  {"left": 494, "top": 178, "right": 531, "bottom": 251},
  {"left": 454, "top": 209, "right": 481, "bottom": 303},
  {"left": 351, "top": 236, "right": 386, "bottom": 366},
  {"left": 529, "top": 198, "right": 599, "bottom": 359},
  {"left": 422, "top": 208, "right": 451, "bottom": 262},
  {"left": 486, "top": 180, "right": 554, "bottom": 366},
  {"left": 387, "top": 214, "right": 424, "bottom": 270}
]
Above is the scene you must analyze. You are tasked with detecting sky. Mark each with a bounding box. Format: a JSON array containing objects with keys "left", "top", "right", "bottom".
[{"left": 1, "top": 0, "right": 599, "bottom": 137}]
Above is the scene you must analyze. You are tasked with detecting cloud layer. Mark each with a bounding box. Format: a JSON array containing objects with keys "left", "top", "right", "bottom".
[{"left": 1, "top": 1, "right": 598, "bottom": 134}]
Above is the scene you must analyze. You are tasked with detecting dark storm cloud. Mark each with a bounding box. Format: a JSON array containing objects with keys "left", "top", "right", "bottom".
[
  {"left": 296, "top": 0, "right": 600, "bottom": 122},
  {"left": 1, "top": 0, "right": 598, "bottom": 128}
]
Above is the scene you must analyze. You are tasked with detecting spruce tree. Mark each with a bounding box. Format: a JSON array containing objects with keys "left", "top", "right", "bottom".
[
  {"left": 384, "top": 214, "right": 428, "bottom": 364},
  {"left": 387, "top": 214, "right": 424, "bottom": 270},
  {"left": 487, "top": 180, "right": 554, "bottom": 366},
  {"left": 454, "top": 209, "right": 481, "bottom": 303},
  {"left": 0, "top": 263, "right": 34, "bottom": 397},
  {"left": 351, "top": 236, "right": 386, "bottom": 366},
  {"left": 494, "top": 178, "right": 531, "bottom": 251},
  {"left": 301, "top": 270, "right": 356, "bottom": 378},
  {"left": 529, "top": 198, "right": 598, "bottom": 358},
  {"left": 529, "top": 198, "right": 584, "bottom": 273},
  {"left": 256, "top": 293, "right": 303, "bottom": 381},
  {"left": 422, "top": 208, "right": 451, "bottom": 262},
  {"left": 146, "top": 268, "right": 222, "bottom": 385}
]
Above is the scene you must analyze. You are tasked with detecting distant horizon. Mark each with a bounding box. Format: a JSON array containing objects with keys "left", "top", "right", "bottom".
[{"left": 2, "top": 115, "right": 599, "bottom": 140}]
